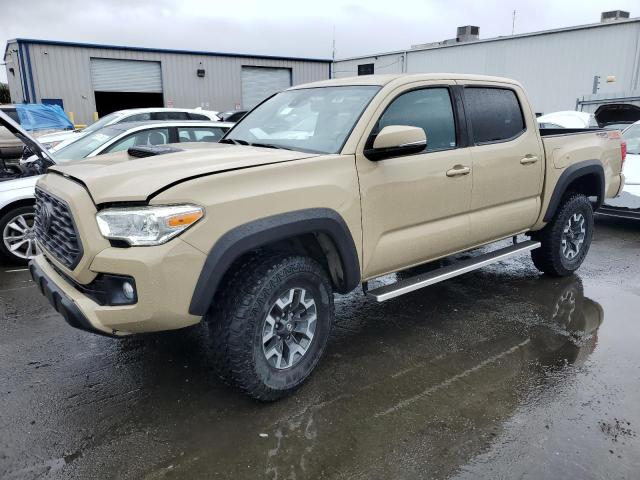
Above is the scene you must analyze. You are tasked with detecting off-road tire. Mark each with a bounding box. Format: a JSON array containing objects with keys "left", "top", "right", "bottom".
[
  {"left": 210, "top": 254, "right": 334, "bottom": 401},
  {"left": 531, "top": 193, "right": 594, "bottom": 277}
]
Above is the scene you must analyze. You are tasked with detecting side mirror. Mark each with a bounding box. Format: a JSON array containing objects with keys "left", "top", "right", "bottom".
[{"left": 364, "top": 125, "right": 427, "bottom": 161}]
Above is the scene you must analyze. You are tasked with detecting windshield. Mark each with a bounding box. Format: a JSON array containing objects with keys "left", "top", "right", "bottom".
[
  {"left": 51, "top": 126, "right": 122, "bottom": 161},
  {"left": 624, "top": 124, "right": 640, "bottom": 154},
  {"left": 83, "top": 112, "right": 124, "bottom": 133},
  {"left": 225, "top": 86, "right": 380, "bottom": 154}
]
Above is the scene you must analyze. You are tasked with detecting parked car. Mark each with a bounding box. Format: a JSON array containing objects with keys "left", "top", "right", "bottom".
[
  {"left": 35, "top": 107, "right": 221, "bottom": 151},
  {"left": 599, "top": 120, "right": 640, "bottom": 219},
  {"left": 592, "top": 103, "right": 640, "bottom": 131},
  {"left": 217, "top": 110, "right": 248, "bottom": 123},
  {"left": 537, "top": 111, "right": 592, "bottom": 129},
  {"left": 12, "top": 74, "right": 624, "bottom": 400},
  {"left": 1, "top": 104, "right": 73, "bottom": 160},
  {"left": 0, "top": 120, "right": 231, "bottom": 263}
]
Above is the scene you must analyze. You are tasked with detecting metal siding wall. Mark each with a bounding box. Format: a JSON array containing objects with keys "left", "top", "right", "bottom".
[
  {"left": 333, "top": 54, "right": 404, "bottom": 78},
  {"left": 21, "top": 42, "right": 330, "bottom": 124},
  {"left": 334, "top": 21, "right": 640, "bottom": 114},
  {"left": 4, "top": 42, "right": 24, "bottom": 103}
]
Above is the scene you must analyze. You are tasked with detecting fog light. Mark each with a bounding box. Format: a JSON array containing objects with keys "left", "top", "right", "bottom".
[{"left": 122, "top": 282, "right": 135, "bottom": 300}]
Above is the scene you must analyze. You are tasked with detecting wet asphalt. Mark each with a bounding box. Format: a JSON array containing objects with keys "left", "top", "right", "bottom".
[{"left": 1, "top": 217, "right": 639, "bottom": 479}]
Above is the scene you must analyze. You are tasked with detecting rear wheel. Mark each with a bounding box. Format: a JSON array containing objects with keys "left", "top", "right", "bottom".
[
  {"left": 0, "top": 206, "right": 40, "bottom": 264},
  {"left": 211, "top": 254, "right": 334, "bottom": 401},
  {"left": 531, "top": 193, "right": 594, "bottom": 277}
]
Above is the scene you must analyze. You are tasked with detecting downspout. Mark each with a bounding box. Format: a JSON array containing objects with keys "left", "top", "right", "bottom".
[
  {"left": 16, "top": 42, "right": 30, "bottom": 103},
  {"left": 24, "top": 42, "right": 37, "bottom": 103}
]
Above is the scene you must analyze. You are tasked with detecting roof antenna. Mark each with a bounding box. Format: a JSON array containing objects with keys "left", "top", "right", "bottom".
[{"left": 512, "top": 10, "right": 516, "bottom": 35}]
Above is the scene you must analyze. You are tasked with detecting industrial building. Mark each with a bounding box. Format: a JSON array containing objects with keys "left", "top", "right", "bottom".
[
  {"left": 3, "top": 39, "right": 331, "bottom": 124},
  {"left": 333, "top": 11, "right": 640, "bottom": 114}
]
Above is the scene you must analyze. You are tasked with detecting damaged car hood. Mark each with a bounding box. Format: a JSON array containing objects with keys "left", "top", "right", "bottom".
[{"left": 47, "top": 143, "right": 320, "bottom": 204}]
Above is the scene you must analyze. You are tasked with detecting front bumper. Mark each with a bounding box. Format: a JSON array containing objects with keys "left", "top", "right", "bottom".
[
  {"left": 30, "top": 237, "right": 207, "bottom": 336},
  {"left": 29, "top": 260, "right": 117, "bottom": 337}
]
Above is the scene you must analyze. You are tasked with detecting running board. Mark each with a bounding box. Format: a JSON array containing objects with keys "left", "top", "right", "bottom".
[
  {"left": 366, "top": 240, "right": 541, "bottom": 302},
  {"left": 596, "top": 207, "right": 640, "bottom": 221}
]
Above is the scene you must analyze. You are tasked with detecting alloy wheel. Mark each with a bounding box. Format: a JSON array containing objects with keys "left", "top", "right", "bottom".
[
  {"left": 2, "top": 212, "right": 40, "bottom": 260},
  {"left": 561, "top": 213, "right": 586, "bottom": 260},
  {"left": 262, "top": 287, "right": 317, "bottom": 370}
]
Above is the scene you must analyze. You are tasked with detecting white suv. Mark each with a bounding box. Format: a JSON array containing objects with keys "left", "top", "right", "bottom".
[{"left": 36, "top": 108, "right": 220, "bottom": 150}]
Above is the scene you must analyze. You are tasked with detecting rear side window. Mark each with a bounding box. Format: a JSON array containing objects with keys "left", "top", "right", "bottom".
[
  {"left": 464, "top": 87, "right": 525, "bottom": 144},
  {"left": 374, "top": 88, "right": 456, "bottom": 152},
  {"left": 152, "top": 111, "right": 189, "bottom": 120},
  {"left": 187, "top": 113, "right": 210, "bottom": 120}
]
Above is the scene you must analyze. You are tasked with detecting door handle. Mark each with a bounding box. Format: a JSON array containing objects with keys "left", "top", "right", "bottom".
[
  {"left": 520, "top": 155, "right": 539, "bottom": 165},
  {"left": 446, "top": 165, "right": 471, "bottom": 177}
]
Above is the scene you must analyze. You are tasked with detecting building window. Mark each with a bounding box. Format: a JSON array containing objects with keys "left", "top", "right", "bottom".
[{"left": 358, "top": 63, "right": 374, "bottom": 76}]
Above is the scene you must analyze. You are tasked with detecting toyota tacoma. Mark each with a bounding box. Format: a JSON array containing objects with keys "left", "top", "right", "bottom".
[{"left": 5, "top": 74, "right": 625, "bottom": 400}]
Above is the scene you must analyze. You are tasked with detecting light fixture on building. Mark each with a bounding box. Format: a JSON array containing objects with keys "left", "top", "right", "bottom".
[{"left": 197, "top": 69, "right": 205, "bottom": 78}]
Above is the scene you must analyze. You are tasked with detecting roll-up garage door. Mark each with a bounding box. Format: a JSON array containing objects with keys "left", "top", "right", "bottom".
[
  {"left": 241, "top": 67, "right": 292, "bottom": 109},
  {"left": 90, "top": 58, "right": 163, "bottom": 93}
]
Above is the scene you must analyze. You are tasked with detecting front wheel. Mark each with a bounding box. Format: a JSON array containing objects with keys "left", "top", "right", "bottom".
[
  {"left": 531, "top": 193, "right": 594, "bottom": 277},
  {"left": 211, "top": 254, "right": 334, "bottom": 401}
]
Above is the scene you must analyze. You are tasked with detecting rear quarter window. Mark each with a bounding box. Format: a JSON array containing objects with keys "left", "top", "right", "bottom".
[{"left": 464, "top": 87, "right": 525, "bottom": 144}]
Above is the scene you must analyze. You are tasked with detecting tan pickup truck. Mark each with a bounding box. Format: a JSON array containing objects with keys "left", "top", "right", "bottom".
[{"left": 5, "top": 74, "right": 625, "bottom": 400}]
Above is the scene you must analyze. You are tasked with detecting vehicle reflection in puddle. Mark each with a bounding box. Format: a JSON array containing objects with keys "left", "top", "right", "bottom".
[{"left": 149, "top": 273, "right": 603, "bottom": 479}]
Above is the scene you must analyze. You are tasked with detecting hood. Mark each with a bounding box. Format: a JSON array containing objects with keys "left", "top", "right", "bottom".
[
  {"left": 594, "top": 104, "right": 640, "bottom": 128},
  {"left": 0, "top": 174, "right": 39, "bottom": 192},
  {"left": 48, "top": 143, "right": 320, "bottom": 204},
  {"left": 37, "top": 130, "right": 81, "bottom": 144}
]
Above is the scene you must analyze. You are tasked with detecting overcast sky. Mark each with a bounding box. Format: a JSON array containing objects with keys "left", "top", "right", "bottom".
[{"left": 1, "top": 0, "right": 637, "bottom": 83}]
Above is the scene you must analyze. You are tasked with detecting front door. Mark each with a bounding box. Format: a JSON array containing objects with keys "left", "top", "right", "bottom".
[{"left": 355, "top": 82, "right": 473, "bottom": 279}]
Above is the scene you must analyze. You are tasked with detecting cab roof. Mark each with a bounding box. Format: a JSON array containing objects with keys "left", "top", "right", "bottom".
[{"left": 289, "top": 73, "right": 521, "bottom": 89}]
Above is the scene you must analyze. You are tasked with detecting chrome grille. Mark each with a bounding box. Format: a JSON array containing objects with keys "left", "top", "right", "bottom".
[{"left": 34, "top": 187, "right": 83, "bottom": 269}]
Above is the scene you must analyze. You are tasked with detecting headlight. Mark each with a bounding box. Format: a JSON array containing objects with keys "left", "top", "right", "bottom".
[{"left": 96, "top": 204, "right": 204, "bottom": 246}]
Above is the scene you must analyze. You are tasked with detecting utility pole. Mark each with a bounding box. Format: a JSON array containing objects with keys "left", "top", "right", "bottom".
[
  {"left": 331, "top": 25, "right": 336, "bottom": 79},
  {"left": 512, "top": 10, "right": 516, "bottom": 35}
]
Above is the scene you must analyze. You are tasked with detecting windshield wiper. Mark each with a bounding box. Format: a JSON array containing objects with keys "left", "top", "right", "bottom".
[
  {"left": 219, "top": 138, "right": 249, "bottom": 145},
  {"left": 248, "top": 142, "right": 295, "bottom": 151}
]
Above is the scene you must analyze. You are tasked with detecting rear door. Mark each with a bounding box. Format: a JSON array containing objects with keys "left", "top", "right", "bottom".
[{"left": 460, "top": 82, "right": 544, "bottom": 243}]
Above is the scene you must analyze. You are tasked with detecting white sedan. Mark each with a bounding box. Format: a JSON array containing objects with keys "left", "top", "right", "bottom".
[
  {"left": 35, "top": 107, "right": 220, "bottom": 151},
  {"left": 599, "top": 121, "right": 640, "bottom": 219},
  {"left": 0, "top": 120, "right": 231, "bottom": 263}
]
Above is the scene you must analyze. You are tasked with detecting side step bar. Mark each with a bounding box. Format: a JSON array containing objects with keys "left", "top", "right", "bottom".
[
  {"left": 366, "top": 240, "right": 541, "bottom": 302},
  {"left": 596, "top": 206, "right": 640, "bottom": 221}
]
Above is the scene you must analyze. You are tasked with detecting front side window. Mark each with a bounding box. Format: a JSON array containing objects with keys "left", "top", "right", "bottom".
[
  {"left": 178, "top": 127, "right": 227, "bottom": 143},
  {"left": 464, "top": 87, "right": 525, "bottom": 144},
  {"left": 373, "top": 88, "right": 457, "bottom": 152},
  {"left": 225, "top": 86, "right": 380, "bottom": 154},
  {"left": 104, "top": 128, "right": 170, "bottom": 153}
]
